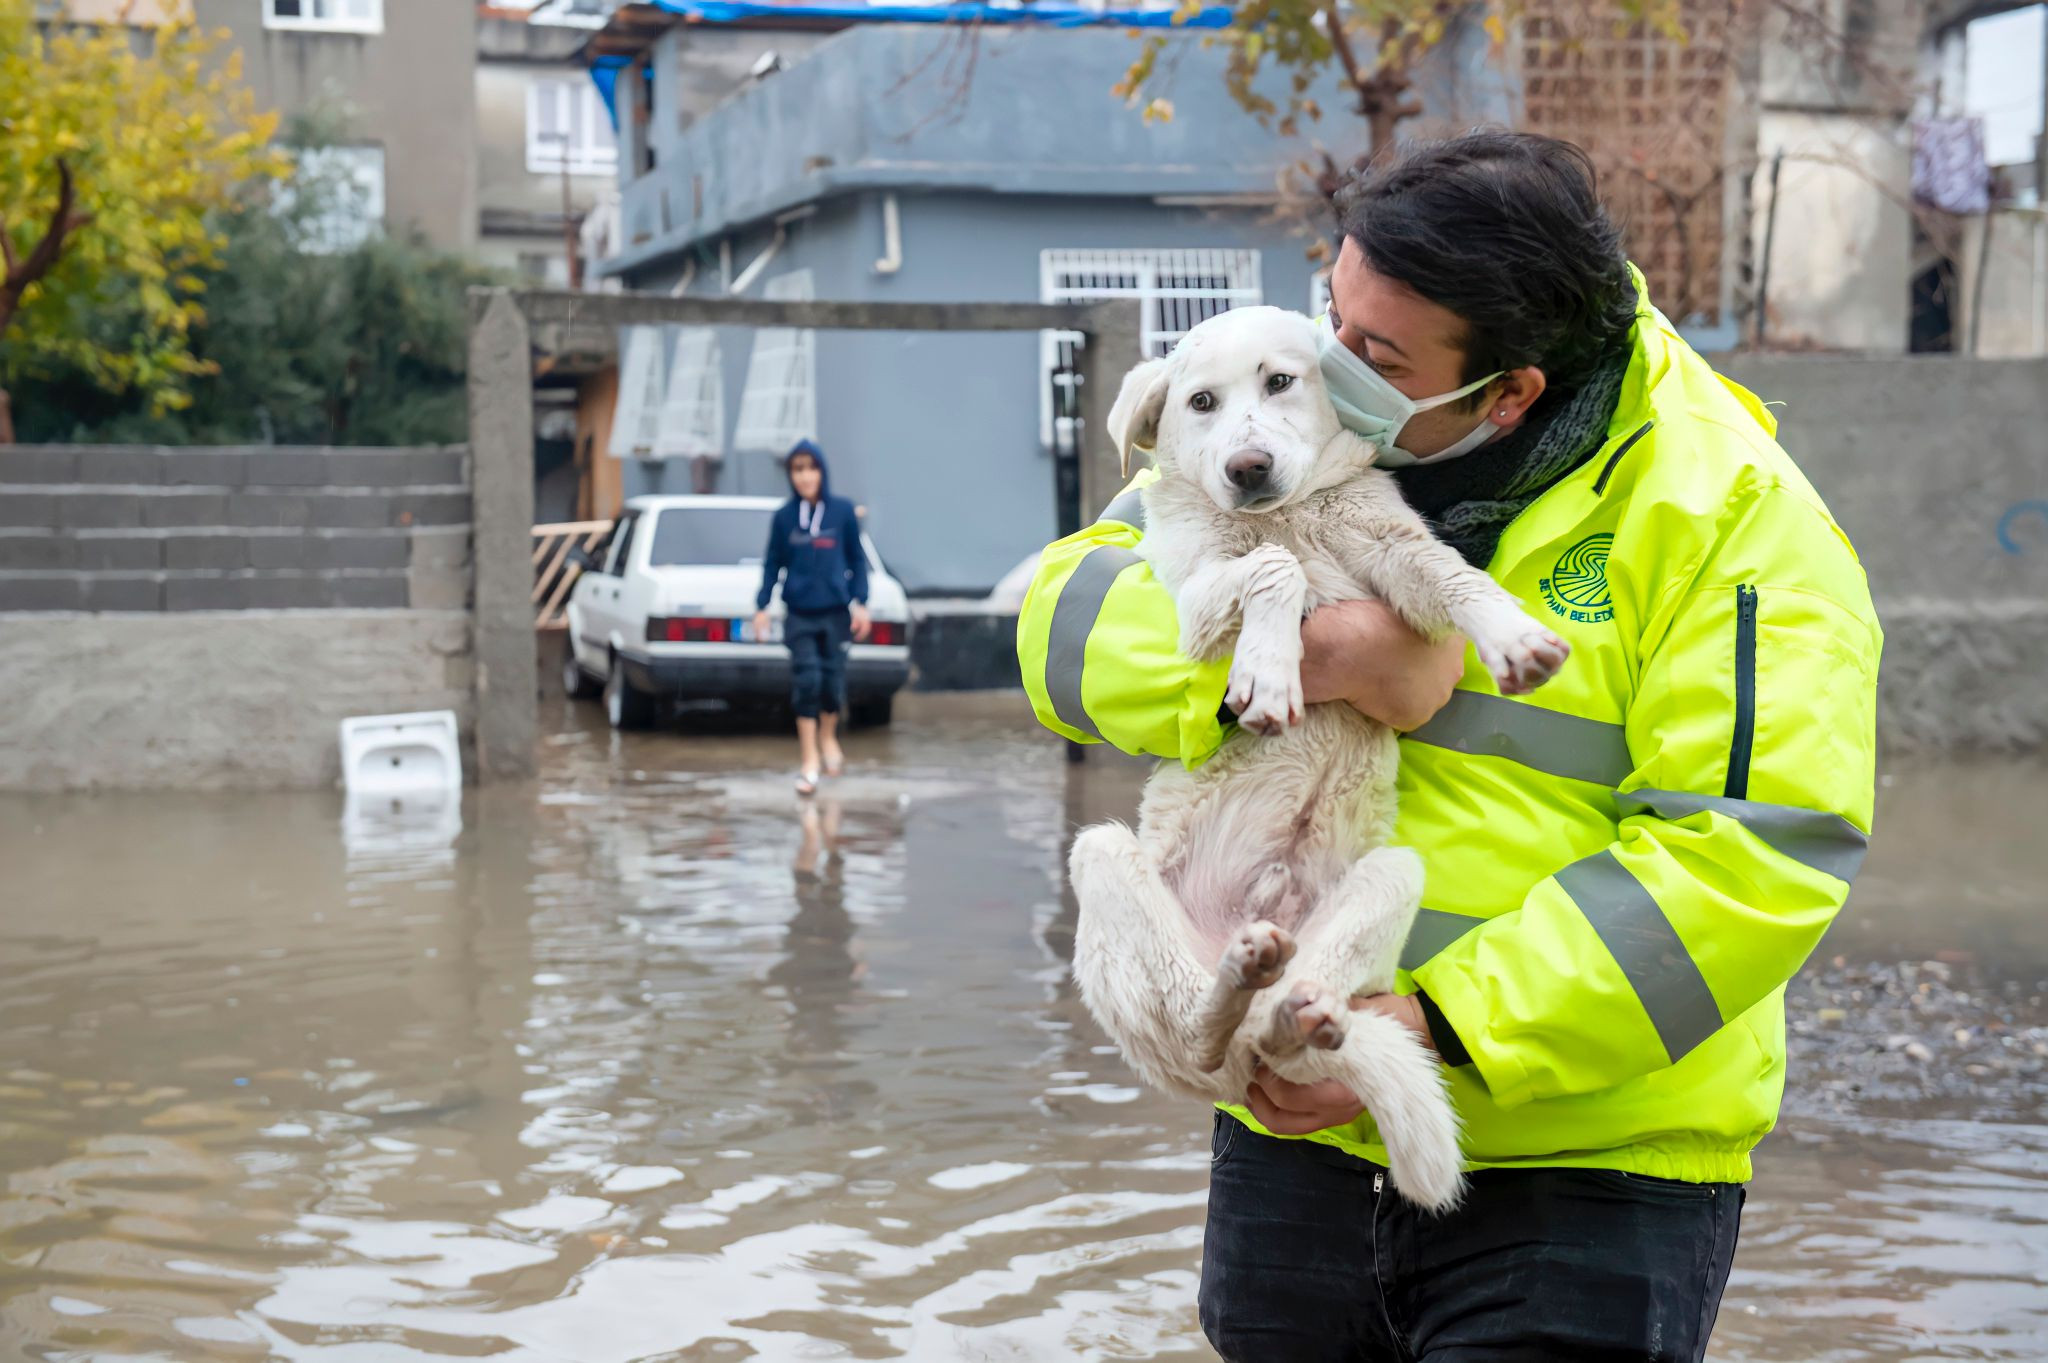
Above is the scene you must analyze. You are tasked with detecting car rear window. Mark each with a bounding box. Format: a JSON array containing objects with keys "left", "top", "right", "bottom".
[{"left": 648, "top": 508, "right": 777, "bottom": 566}]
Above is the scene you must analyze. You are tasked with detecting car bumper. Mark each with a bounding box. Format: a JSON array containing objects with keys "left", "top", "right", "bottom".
[{"left": 616, "top": 643, "right": 910, "bottom": 702}]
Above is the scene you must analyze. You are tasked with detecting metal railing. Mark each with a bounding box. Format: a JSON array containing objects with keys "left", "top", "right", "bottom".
[{"left": 532, "top": 519, "right": 614, "bottom": 631}]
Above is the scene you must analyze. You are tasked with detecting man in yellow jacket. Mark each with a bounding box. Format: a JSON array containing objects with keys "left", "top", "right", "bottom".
[{"left": 1019, "top": 132, "right": 1881, "bottom": 1361}]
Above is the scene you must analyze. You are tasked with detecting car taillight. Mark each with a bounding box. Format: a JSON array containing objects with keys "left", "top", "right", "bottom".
[
  {"left": 867, "top": 621, "right": 903, "bottom": 646},
  {"left": 647, "top": 615, "right": 730, "bottom": 643}
]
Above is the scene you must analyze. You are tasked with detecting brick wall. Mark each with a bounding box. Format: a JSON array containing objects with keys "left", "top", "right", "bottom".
[{"left": 0, "top": 445, "right": 472, "bottom": 612}]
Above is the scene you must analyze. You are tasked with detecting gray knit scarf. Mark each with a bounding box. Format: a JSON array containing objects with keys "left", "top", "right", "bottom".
[{"left": 1389, "top": 346, "right": 1632, "bottom": 568}]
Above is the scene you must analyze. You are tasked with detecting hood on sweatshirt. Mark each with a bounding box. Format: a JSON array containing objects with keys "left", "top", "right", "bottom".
[{"left": 785, "top": 439, "right": 832, "bottom": 503}]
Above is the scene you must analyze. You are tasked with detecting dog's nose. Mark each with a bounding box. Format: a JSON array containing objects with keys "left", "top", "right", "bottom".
[{"left": 1226, "top": 450, "right": 1272, "bottom": 493}]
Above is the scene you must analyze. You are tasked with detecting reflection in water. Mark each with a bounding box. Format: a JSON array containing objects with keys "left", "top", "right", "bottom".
[
  {"left": 769, "top": 797, "right": 876, "bottom": 1122},
  {"left": 1, "top": 700, "right": 2044, "bottom": 1361},
  {"left": 341, "top": 787, "right": 464, "bottom": 866}
]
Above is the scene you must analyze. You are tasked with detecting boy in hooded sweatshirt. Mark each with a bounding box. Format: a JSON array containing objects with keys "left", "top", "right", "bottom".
[{"left": 753, "top": 440, "right": 871, "bottom": 794}]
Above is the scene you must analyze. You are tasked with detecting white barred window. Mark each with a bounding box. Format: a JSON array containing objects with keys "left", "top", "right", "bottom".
[
  {"left": 655, "top": 327, "right": 724, "bottom": 459},
  {"left": 265, "top": 0, "right": 381, "bottom": 33},
  {"left": 733, "top": 270, "right": 817, "bottom": 454},
  {"left": 277, "top": 145, "right": 385, "bottom": 253},
  {"left": 527, "top": 79, "right": 617, "bottom": 176},
  {"left": 1039, "top": 248, "right": 1263, "bottom": 448}
]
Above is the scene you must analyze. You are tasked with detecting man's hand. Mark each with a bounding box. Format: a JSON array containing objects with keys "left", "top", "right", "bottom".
[
  {"left": 1244, "top": 994, "right": 1438, "bottom": 1135},
  {"left": 1300, "top": 600, "right": 1466, "bottom": 732},
  {"left": 751, "top": 609, "right": 772, "bottom": 642},
  {"left": 850, "top": 602, "right": 872, "bottom": 642}
]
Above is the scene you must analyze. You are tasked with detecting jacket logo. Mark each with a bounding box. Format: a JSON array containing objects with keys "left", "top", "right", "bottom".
[{"left": 1539, "top": 534, "right": 1614, "bottom": 623}]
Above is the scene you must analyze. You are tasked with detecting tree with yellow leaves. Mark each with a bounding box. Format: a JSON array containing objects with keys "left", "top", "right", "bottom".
[
  {"left": 0, "top": 0, "right": 286, "bottom": 441},
  {"left": 1115, "top": 0, "right": 1686, "bottom": 187}
]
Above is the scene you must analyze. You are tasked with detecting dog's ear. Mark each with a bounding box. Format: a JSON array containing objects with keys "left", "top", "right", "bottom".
[{"left": 1106, "top": 355, "right": 1171, "bottom": 479}]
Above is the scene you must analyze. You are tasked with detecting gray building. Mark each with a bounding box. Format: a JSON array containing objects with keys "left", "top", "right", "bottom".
[
  {"left": 60, "top": 2, "right": 620, "bottom": 262},
  {"left": 192, "top": 0, "right": 478, "bottom": 250},
  {"left": 591, "top": 17, "right": 1510, "bottom": 594},
  {"left": 476, "top": 3, "right": 622, "bottom": 283}
]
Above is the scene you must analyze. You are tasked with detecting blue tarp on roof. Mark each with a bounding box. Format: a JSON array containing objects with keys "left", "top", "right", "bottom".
[
  {"left": 592, "top": 54, "right": 629, "bottom": 120},
  {"left": 589, "top": 2, "right": 1232, "bottom": 121},
  {"left": 644, "top": 0, "right": 1231, "bottom": 27}
]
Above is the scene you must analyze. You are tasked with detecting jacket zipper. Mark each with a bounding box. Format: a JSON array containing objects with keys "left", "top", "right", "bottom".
[
  {"left": 1726, "top": 585, "right": 1758, "bottom": 799},
  {"left": 1593, "top": 420, "right": 1655, "bottom": 495},
  {"left": 1368, "top": 1171, "right": 1405, "bottom": 1349}
]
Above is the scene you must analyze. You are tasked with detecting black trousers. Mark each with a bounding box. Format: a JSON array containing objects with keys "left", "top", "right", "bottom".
[
  {"left": 785, "top": 608, "right": 848, "bottom": 719},
  {"left": 1199, "top": 1114, "right": 1743, "bottom": 1362}
]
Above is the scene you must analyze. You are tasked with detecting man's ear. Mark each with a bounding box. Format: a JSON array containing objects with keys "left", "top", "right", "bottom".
[{"left": 1106, "top": 355, "right": 1171, "bottom": 479}]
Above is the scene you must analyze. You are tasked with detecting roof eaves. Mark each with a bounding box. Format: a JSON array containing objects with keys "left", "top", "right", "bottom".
[{"left": 598, "top": 160, "right": 1289, "bottom": 279}]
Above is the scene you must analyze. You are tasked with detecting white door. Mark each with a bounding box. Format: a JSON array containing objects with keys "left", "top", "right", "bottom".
[
  {"left": 572, "top": 511, "right": 640, "bottom": 670},
  {"left": 613, "top": 518, "right": 657, "bottom": 640}
]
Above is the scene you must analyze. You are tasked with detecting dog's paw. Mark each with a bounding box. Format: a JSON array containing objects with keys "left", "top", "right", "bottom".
[
  {"left": 1220, "top": 920, "right": 1295, "bottom": 991},
  {"left": 1470, "top": 609, "right": 1570, "bottom": 695},
  {"left": 1263, "top": 981, "right": 1347, "bottom": 1056},
  {"left": 1226, "top": 659, "right": 1304, "bottom": 736}
]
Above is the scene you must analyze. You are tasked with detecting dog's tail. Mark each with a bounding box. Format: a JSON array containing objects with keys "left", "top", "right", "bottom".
[{"left": 1322, "top": 1011, "right": 1466, "bottom": 1213}]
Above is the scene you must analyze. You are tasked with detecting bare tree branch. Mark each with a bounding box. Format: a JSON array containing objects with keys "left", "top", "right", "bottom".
[
  {"left": 0, "top": 160, "right": 93, "bottom": 338},
  {"left": 1322, "top": 1, "right": 1367, "bottom": 91},
  {"left": 884, "top": 19, "right": 985, "bottom": 138}
]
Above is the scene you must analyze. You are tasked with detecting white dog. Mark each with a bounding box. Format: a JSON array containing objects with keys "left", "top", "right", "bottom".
[{"left": 1067, "top": 306, "right": 1570, "bottom": 1211}]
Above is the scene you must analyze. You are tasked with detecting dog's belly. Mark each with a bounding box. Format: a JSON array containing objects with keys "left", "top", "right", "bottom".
[{"left": 1141, "top": 705, "right": 1399, "bottom": 954}]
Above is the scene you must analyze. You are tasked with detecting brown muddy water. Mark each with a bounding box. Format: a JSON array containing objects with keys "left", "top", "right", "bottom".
[{"left": 3, "top": 694, "right": 2045, "bottom": 1361}]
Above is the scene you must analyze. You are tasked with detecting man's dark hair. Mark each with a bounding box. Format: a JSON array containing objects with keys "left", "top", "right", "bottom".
[{"left": 1335, "top": 131, "right": 1638, "bottom": 405}]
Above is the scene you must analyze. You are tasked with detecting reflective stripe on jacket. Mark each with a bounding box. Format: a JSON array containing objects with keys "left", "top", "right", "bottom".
[{"left": 1015, "top": 276, "right": 1882, "bottom": 1182}]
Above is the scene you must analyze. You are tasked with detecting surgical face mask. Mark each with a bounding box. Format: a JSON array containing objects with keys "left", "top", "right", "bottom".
[{"left": 1315, "top": 315, "right": 1501, "bottom": 468}]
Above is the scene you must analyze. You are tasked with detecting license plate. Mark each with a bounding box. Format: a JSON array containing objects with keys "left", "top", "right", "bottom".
[{"left": 735, "top": 617, "right": 782, "bottom": 643}]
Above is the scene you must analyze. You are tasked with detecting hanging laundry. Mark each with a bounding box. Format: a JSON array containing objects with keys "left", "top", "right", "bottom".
[{"left": 1912, "top": 117, "right": 1992, "bottom": 215}]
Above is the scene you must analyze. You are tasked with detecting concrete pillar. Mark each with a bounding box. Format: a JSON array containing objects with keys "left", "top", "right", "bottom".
[
  {"left": 466, "top": 290, "right": 539, "bottom": 782},
  {"left": 1076, "top": 300, "right": 1147, "bottom": 521}
]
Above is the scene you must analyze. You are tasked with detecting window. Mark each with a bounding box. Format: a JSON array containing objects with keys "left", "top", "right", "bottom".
[
  {"left": 604, "top": 510, "right": 640, "bottom": 576},
  {"left": 264, "top": 0, "right": 382, "bottom": 33},
  {"left": 527, "top": 79, "right": 618, "bottom": 177},
  {"left": 517, "top": 251, "right": 568, "bottom": 286},
  {"left": 649, "top": 508, "right": 775, "bottom": 567},
  {"left": 609, "top": 326, "right": 666, "bottom": 458},
  {"left": 733, "top": 271, "right": 817, "bottom": 454},
  {"left": 1039, "top": 248, "right": 1262, "bottom": 447},
  {"left": 655, "top": 327, "right": 724, "bottom": 459},
  {"left": 276, "top": 145, "right": 385, "bottom": 253}
]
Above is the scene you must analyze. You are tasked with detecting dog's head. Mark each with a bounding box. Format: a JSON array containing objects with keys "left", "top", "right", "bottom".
[{"left": 1107, "top": 306, "right": 1369, "bottom": 515}]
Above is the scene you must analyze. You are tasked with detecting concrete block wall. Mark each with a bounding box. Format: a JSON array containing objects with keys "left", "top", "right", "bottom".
[
  {"left": 1716, "top": 356, "right": 2048, "bottom": 754},
  {"left": 0, "top": 444, "right": 478, "bottom": 792},
  {"left": 0, "top": 446, "right": 471, "bottom": 612},
  {"left": 0, "top": 611, "right": 474, "bottom": 792}
]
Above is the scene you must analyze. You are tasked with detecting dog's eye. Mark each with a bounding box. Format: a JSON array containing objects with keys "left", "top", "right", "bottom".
[
  {"left": 1189, "top": 391, "right": 1217, "bottom": 413},
  {"left": 1266, "top": 373, "right": 1295, "bottom": 394}
]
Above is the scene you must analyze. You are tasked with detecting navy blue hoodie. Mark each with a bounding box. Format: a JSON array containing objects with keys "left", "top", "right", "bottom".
[{"left": 756, "top": 440, "right": 869, "bottom": 615}]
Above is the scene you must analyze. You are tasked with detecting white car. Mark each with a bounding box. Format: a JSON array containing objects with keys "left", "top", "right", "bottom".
[{"left": 563, "top": 495, "right": 913, "bottom": 730}]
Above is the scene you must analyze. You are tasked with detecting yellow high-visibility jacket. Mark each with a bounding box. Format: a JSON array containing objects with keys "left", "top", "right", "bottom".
[{"left": 1017, "top": 277, "right": 1881, "bottom": 1182}]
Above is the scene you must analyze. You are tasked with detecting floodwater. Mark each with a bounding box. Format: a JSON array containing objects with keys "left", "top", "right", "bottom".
[{"left": 3, "top": 694, "right": 2045, "bottom": 1361}]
